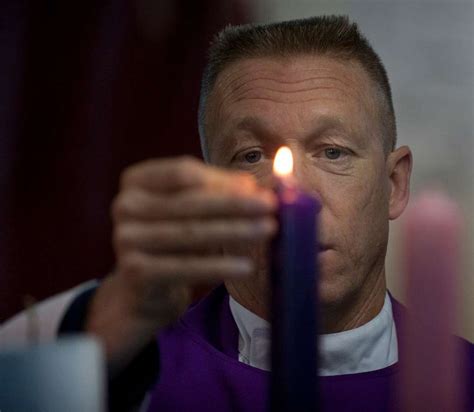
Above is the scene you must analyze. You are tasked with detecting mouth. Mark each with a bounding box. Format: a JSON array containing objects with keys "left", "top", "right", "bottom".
[{"left": 318, "top": 244, "right": 332, "bottom": 253}]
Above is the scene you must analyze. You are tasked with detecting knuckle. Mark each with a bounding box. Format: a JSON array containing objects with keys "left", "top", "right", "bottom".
[
  {"left": 119, "top": 164, "right": 138, "bottom": 188},
  {"left": 177, "top": 155, "right": 198, "bottom": 167},
  {"left": 120, "top": 159, "right": 156, "bottom": 189},
  {"left": 114, "top": 190, "right": 151, "bottom": 221},
  {"left": 112, "top": 225, "right": 133, "bottom": 252},
  {"left": 171, "top": 156, "right": 203, "bottom": 186},
  {"left": 111, "top": 193, "right": 128, "bottom": 221},
  {"left": 173, "top": 164, "right": 196, "bottom": 184}
]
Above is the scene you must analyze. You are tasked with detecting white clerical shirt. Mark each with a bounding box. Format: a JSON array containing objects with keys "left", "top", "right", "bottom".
[{"left": 229, "top": 292, "right": 398, "bottom": 375}]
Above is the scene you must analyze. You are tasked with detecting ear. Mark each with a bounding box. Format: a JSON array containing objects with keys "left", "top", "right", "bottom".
[{"left": 387, "top": 146, "right": 412, "bottom": 220}]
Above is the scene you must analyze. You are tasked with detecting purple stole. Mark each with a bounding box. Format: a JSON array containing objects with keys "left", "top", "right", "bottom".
[{"left": 147, "top": 285, "right": 474, "bottom": 411}]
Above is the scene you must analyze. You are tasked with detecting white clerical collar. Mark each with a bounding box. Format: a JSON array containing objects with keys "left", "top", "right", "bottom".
[{"left": 229, "top": 292, "right": 398, "bottom": 375}]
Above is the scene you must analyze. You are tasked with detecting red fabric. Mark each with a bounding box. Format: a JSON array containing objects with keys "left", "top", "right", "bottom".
[{"left": 0, "top": 0, "right": 252, "bottom": 321}]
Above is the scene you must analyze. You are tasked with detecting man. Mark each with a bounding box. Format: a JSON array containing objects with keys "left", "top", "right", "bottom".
[{"left": 2, "top": 15, "right": 473, "bottom": 411}]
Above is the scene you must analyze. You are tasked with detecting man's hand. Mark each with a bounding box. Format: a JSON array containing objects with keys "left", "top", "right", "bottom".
[{"left": 85, "top": 156, "right": 277, "bottom": 374}]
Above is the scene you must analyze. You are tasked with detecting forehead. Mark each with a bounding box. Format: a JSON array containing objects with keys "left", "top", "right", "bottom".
[
  {"left": 214, "top": 54, "right": 373, "bottom": 93},
  {"left": 207, "top": 55, "right": 380, "bottom": 144}
]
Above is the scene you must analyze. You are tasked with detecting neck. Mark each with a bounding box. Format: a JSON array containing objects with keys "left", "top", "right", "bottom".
[
  {"left": 226, "top": 266, "right": 387, "bottom": 335},
  {"left": 225, "top": 276, "right": 269, "bottom": 320},
  {"left": 320, "top": 267, "right": 387, "bottom": 334}
]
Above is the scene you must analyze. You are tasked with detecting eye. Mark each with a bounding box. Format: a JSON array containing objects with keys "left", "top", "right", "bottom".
[
  {"left": 324, "top": 147, "right": 343, "bottom": 160},
  {"left": 231, "top": 147, "right": 266, "bottom": 167},
  {"left": 243, "top": 150, "right": 263, "bottom": 164}
]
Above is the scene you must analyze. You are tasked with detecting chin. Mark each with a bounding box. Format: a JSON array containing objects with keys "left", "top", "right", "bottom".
[
  {"left": 318, "top": 283, "right": 345, "bottom": 307},
  {"left": 317, "top": 270, "right": 355, "bottom": 308},
  {"left": 317, "top": 252, "right": 354, "bottom": 305}
]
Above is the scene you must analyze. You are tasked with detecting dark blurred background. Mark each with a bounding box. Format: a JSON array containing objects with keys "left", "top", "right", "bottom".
[
  {"left": 2, "top": 0, "right": 473, "bottom": 342},
  {"left": 0, "top": 0, "right": 251, "bottom": 321}
]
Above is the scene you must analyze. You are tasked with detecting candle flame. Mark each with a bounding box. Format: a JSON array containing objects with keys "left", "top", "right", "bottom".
[{"left": 273, "top": 146, "right": 293, "bottom": 177}]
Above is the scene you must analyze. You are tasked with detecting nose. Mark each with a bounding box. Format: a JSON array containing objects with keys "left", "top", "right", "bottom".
[{"left": 292, "top": 155, "right": 322, "bottom": 202}]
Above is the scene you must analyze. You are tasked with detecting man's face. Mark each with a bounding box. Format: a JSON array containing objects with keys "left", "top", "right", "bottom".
[{"left": 206, "top": 55, "right": 397, "bottom": 308}]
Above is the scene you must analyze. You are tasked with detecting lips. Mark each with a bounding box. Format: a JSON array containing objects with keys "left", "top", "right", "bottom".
[{"left": 318, "top": 244, "right": 331, "bottom": 252}]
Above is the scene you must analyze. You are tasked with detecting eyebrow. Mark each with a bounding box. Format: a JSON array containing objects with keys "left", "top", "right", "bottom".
[
  {"left": 213, "top": 117, "right": 274, "bottom": 161},
  {"left": 236, "top": 115, "right": 349, "bottom": 136},
  {"left": 233, "top": 116, "right": 272, "bottom": 136}
]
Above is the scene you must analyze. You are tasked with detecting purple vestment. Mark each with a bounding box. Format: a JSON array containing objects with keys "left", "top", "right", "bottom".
[{"left": 147, "top": 285, "right": 474, "bottom": 411}]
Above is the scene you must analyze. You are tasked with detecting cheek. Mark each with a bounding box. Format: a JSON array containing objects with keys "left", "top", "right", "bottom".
[
  {"left": 253, "top": 164, "right": 274, "bottom": 188},
  {"left": 319, "top": 176, "right": 365, "bottom": 222},
  {"left": 319, "top": 169, "right": 389, "bottom": 245}
]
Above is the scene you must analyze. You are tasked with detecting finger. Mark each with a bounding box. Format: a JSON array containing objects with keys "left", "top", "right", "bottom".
[
  {"left": 112, "top": 189, "right": 277, "bottom": 221},
  {"left": 114, "top": 217, "right": 277, "bottom": 253},
  {"left": 121, "top": 156, "right": 259, "bottom": 194},
  {"left": 119, "top": 252, "right": 255, "bottom": 282}
]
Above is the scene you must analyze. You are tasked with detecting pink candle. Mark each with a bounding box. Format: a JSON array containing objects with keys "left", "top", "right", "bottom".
[{"left": 399, "top": 190, "right": 465, "bottom": 410}]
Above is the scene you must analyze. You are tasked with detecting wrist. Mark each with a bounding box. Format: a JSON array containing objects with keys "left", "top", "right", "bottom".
[{"left": 85, "top": 275, "right": 159, "bottom": 375}]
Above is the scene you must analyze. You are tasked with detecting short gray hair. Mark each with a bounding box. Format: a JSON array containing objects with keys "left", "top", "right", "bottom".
[{"left": 198, "top": 15, "right": 397, "bottom": 161}]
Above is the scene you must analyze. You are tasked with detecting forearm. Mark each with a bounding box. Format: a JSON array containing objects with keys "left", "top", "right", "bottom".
[
  {"left": 85, "top": 274, "right": 177, "bottom": 377},
  {"left": 59, "top": 278, "right": 161, "bottom": 411}
]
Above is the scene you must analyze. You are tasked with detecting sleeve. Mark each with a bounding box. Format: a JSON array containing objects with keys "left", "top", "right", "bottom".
[
  {"left": 0, "top": 280, "right": 98, "bottom": 348},
  {"left": 57, "top": 283, "right": 161, "bottom": 412}
]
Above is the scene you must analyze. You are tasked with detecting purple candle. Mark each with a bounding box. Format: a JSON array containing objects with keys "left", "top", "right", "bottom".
[
  {"left": 399, "top": 191, "right": 465, "bottom": 410},
  {"left": 270, "top": 147, "right": 320, "bottom": 412}
]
